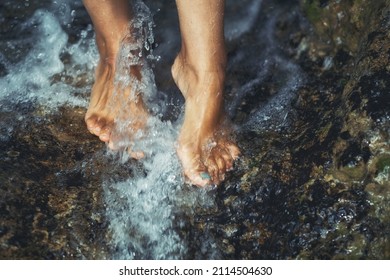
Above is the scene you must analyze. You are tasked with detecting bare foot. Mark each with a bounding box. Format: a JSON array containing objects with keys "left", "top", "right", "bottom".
[
  {"left": 85, "top": 37, "right": 148, "bottom": 158},
  {"left": 172, "top": 54, "right": 240, "bottom": 187}
]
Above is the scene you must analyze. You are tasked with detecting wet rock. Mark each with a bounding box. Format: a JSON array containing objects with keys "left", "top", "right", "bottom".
[
  {"left": 189, "top": 0, "right": 390, "bottom": 259},
  {"left": 1, "top": 0, "right": 389, "bottom": 260},
  {"left": 0, "top": 105, "right": 110, "bottom": 259},
  {"left": 300, "top": 0, "right": 388, "bottom": 56}
]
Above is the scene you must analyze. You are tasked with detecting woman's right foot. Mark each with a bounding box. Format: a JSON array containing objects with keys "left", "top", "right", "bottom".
[{"left": 85, "top": 37, "right": 149, "bottom": 158}]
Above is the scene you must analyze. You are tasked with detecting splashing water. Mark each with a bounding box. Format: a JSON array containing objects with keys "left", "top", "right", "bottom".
[
  {"left": 0, "top": 0, "right": 304, "bottom": 259},
  {"left": 100, "top": 1, "right": 218, "bottom": 259},
  {"left": 224, "top": 0, "right": 263, "bottom": 41},
  {"left": 105, "top": 118, "right": 185, "bottom": 259},
  {"left": 0, "top": 10, "right": 66, "bottom": 103},
  {"left": 227, "top": 10, "right": 304, "bottom": 133},
  {"left": 0, "top": 5, "right": 97, "bottom": 110},
  {"left": 99, "top": 0, "right": 303, "bottom": 259}
]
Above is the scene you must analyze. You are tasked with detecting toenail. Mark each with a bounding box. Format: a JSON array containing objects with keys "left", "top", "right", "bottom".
[{"left": 200, "top": 172, "right": 211, "bottom": 180}]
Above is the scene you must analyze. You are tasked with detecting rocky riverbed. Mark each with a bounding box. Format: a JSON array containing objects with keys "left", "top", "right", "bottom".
[{"left": 0, "top": 0, "right": 389, "bottom": 259}]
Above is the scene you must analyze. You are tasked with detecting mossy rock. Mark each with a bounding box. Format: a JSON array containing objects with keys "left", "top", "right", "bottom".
[
  {"left": 376, "top": 155, "right": 390, "bottom": 174},
  {"left": 300, "top": 0, "right": 389, "bottom": 55}
]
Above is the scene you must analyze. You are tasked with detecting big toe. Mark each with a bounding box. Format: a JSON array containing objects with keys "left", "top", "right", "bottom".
[
  {"left": 185, "top": 169, "right": 212, "bottom": 187},
  {"left": 179, "top": 151, "right": 212, "bottom": 187},
  {"left": 86, "top": 116, "right": 109, "bottom": 137},
  {"left": 179, "top": 158, "right": 212, "bottom": 187},
  {"left": 85, "top": 115, "right": 99, "bottom": 134}
]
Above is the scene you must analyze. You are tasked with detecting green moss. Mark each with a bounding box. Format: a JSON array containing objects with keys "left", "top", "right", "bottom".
[
  {"left": 300, "top": 0, "right": 390, "bottom": 55},
  {"left": 302, "top": 0, "right": 322, "bottom": 23},
  {"left": 376, "top": 155, "right": 390, "bottom": 173}
]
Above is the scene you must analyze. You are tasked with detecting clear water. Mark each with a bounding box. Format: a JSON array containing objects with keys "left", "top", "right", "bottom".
[{"left": 0, "top": 0, "right": 302, "bottom": 259}]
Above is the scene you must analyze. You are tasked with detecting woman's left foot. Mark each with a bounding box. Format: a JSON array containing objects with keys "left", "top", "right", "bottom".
[{"left": 172, "top": 54, "right": 240, "bottom": 187}]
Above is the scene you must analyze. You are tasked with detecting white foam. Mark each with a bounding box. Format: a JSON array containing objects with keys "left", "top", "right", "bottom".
[
  {"left": 244, "top": 55, "right": 303, "bottom": 132},
  {"left": 228, "top": 11, "right": 305, "bottom": 132},
  {"left": 100, "top": 2, "right": 219, "bottom": 259},
  {"left": 104, "top": 118, "right": 182, "bottom": 259},
  {"left": 0, "top": 9, "right": 95, "bottom": 109},
  {"left": 225, "top": 0, "right": 263, "bottom": 41},
  {"left": 104, "top": 116, "right": 217, "bottom": 259}
]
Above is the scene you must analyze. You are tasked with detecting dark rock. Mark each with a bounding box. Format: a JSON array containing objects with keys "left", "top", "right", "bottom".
[{"left": 0, "top": 0, "right": 389, "bottom": 260}]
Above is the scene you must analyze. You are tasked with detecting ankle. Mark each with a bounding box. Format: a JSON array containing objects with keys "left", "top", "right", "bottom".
[
  {"left": 176, "top": 48, "right": 226, "bottom": 71},
  {"left": 96, "top": 26, "right": 136, "bottom": 67},
  {"left": 172, "top": 52, "right": 226, "bottom": 95}
]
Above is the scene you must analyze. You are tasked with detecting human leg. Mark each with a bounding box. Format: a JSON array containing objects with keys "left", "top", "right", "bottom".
[
  {"left": 172, "top": 0, "right": 240, "bottom": 187},
  {"left": 83, "top": 0, "right": 148, "bottom": 154}
]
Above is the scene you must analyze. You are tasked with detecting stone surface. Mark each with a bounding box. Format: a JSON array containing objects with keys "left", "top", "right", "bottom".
[{"left": 0, "top": 0, "right": 389, "bottom": 259}]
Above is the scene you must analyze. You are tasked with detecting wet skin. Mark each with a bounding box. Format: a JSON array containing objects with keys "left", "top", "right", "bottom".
[{"left": 83, "top": 0, "right": 240, "bottom": 186}]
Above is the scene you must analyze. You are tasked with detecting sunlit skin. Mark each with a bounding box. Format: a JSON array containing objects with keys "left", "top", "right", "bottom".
[{"left": 82, "top": 0, "right": 240, "bottom": 186}]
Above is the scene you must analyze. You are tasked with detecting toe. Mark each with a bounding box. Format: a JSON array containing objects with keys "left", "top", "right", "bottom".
[
  {"left": 99, "top": 126, "right": 111, "bottom": 142},
  {"left": 220, "top": 148, "right": 234, "bottom": 171},
  {"left": 227, "top": 143, "right": 241, "bottom": 159},
  {"left": 182, "top": 159, "right": 211, "bottom": 187},
  {"left": 85, "top": 115, "right": 98, "bottom": 134},
  {"left": 93, "top": 119, "right": 107, "bottom": 135},
  {"left": 186, "top": 171, "right": 211, "bottom": 187},
  {"left": 205, "top": 156, "right": 220, "bottom": 185},
  {"left": 215, "top": 155, "right": 227, "bottom": 182},
  {"left": 129, "top": 150, "right": 145, "bottom": 160},
  {"left": 107, "top": 140, "right": 117, "bottom": 150},
  {"left": 177, "top": 146, "right": 212, "bottom": 187},
  {"left": 107, "top": 138, "right": 125, "bottom": 151}
]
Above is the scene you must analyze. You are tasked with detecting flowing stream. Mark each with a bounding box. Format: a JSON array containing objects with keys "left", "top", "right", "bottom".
[
  {"left": 0, "top": 0, "right": 302, "bottom": 259},
  {"left": 2, "top": 0, "right": 387, "bottom": 260}
]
